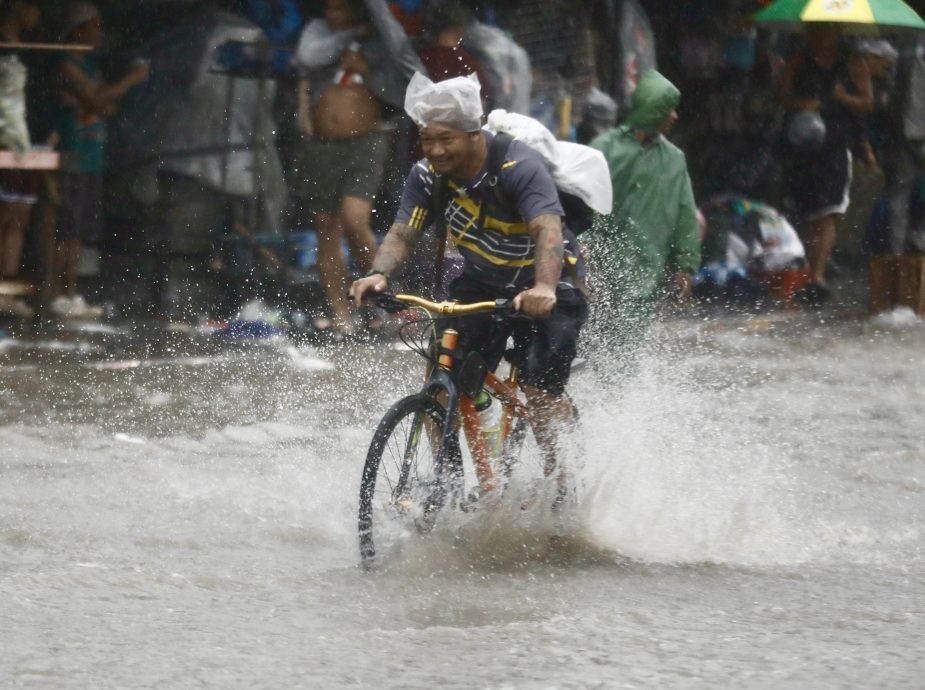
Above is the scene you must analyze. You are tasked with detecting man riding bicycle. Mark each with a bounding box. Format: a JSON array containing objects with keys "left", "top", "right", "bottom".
[{"left": 350, "top": 72, "right": 587, "bottom": 480}]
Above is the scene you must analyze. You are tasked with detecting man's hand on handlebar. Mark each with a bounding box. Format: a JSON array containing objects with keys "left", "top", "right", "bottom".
[
  {"left": 349, "top": 273, "right": 389, "bottom": 308},
  {"left": 513, "top": 284, "right": 556, "bottom": 318}
]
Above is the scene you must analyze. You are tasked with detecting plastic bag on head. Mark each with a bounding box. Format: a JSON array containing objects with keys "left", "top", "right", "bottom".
[{"left": 404, "top": 71, "right": 483, "bottom": 131}]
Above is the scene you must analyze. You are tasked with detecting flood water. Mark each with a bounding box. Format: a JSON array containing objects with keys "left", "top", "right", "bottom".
[{"left": 2, "top": 308, "right": 923, "bottom": 688}]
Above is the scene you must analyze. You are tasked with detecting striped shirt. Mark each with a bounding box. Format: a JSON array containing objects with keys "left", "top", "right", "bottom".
[{"left": 396, "top": 134, "right": 580, "bottom": 291}]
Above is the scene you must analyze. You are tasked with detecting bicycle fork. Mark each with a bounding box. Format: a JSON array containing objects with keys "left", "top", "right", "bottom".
[{"left": 417, "top": 366, "right": 466, "bottom": 531}]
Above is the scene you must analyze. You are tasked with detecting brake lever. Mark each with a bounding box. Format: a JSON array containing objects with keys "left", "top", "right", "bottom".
[
  {"left": 371, "top": 292, "right": 408, "bottom": 314},
  {"left": 492, "top": 298, "right": 531, "bottom": 322}
]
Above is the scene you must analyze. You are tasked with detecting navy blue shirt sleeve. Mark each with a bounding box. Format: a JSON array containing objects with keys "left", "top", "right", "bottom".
[{"left": 394, "top": 160, "right": 434, "bottom": 232}]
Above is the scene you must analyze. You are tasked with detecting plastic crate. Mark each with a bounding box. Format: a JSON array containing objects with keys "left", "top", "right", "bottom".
[{"left": 755, "top": 267, "right": 811, "bottom": 306}]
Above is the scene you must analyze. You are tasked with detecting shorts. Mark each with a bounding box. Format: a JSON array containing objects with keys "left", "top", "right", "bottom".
[
  {"left": 0, "top": 169, "right": 41, "bottom": 205},
  {"left": 787, "top": 141, "right": 852, "bottom": 221},
  {"left": 439, "top": 274, "right": 588, "bottom": 396},
  {"left": 293, "top": 131, "right": 388, "bottom": 213},
  {"left": 56, "top": 171, "right": 102, "bottom": 243}
]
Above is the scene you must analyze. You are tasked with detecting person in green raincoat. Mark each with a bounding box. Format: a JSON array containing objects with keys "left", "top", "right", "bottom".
[{"left": 583, "top": 69, "right": 701, "bottom": 379}]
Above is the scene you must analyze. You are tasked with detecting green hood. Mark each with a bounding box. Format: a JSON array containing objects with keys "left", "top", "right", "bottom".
[{"left": 624, "top": 70, "right": 680, "bottom": 132}]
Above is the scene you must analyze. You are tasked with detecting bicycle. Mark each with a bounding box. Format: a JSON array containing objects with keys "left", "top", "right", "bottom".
[{"left": 357, "top": 292, "right": 575, "bottom": 567}]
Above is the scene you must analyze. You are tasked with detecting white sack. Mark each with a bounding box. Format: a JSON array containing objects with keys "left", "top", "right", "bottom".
[{"left": 486, "top": 109, "right": 612, "bottom": 215}]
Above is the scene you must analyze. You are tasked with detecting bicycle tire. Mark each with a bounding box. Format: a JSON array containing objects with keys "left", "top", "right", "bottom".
[{"left": 358, "top": 393, "right": 462, "bottom": 567}]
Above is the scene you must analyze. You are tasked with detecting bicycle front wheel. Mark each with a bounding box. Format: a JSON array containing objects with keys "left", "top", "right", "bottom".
[{"left": 358, "top": 393, "right": 461, "bottom": 567}]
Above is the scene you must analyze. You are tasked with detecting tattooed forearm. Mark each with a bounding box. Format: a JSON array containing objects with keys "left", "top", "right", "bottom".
[
  {"left": 528, "top": 214, "right": 564, "bottom": 289},
  {"left": 371, "top": 222, "right": 419, "bottom": 276}
]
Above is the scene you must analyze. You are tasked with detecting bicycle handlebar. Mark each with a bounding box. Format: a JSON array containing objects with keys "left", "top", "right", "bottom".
[{"left": 369, "top": 292, "right": 514, "bottom": 317}]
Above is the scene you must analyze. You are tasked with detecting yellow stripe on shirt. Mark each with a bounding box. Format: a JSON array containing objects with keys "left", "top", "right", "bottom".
[
  {"left": 409, "top": 206, "right": 428, "bottom": 231},
  {"left": 450, "top": 195, "right": 530, "bottom": 236},
  {"left": 451, "top": 235, "right": 535, "bottom": 267}
]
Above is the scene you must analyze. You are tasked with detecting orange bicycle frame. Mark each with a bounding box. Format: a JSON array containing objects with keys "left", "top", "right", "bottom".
[
  {"left": 460, "top": 369, "right": 529, "bottom": 494},
  {"left": 401, "top": 294, "right": 531, "bottom": 495},
  {"left": 440, "top": 334, "right": 529, "bottom": 496}
]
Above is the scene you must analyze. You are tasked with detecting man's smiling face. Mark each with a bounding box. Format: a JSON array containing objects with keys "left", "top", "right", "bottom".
[{"left": 419, "top": 123, "right": 481, "bottom": 177}]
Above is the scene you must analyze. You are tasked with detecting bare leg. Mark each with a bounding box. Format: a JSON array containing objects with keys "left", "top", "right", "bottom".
[
  {"left": 1, "top": 204, "right": 31, "bottom": 277},
  {"left": 0, "top": 208, "right": 30, "bottom": 314},
  {"left": 886, "top": 146, "right": 916, "bottom": 255},
  {"left": 54, "top": 238, "right": 82, "bottom": 296},
  {"left": 523, "top": 383, "right": 576, "bottom": 480},
  {"left": 0, "top": 207, "right": 14, "bottom": 277},
  {"left": 0, "top": 204, "right": 31, "bottom": 277},
  {"left": 313, "top": 210, "right": 352, "bottom": 331},
  {"left": 805, "top": 214, "right": 837, "bottom": 285},
  {"left": 339, "top": 195, "right": 378, "bottom": 276}
]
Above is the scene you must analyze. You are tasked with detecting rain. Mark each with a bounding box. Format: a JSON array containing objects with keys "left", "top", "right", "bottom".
[{"left": 2, "top": 1, "right": 924, "bottom": 688}]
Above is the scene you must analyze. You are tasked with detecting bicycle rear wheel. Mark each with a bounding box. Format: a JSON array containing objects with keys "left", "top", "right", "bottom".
[{"left": 358, "top": 393, "right": 461, "bottom": 567}]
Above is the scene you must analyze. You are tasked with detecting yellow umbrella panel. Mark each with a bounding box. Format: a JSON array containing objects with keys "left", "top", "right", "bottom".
[{"left": 754, "top": 0, "right": 925, "bottom": 33}]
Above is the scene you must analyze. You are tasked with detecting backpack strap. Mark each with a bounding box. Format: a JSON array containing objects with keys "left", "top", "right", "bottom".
[
  {"left": 478, "top": 132, "right": 516, "bottom": 230},
  {"left": 486, "top": 132, "right": 514, "bottom": 181},
  {"left": 431, "top": 172, "right": 449, "bottom": 294}
]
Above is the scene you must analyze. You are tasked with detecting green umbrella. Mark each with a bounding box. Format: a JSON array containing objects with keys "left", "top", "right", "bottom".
[{"left": 753, "top": 0, "right": 925, "bottom": 33}]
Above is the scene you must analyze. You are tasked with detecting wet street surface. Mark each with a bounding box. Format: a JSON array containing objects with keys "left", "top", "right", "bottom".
[{"left": 2, "top": 308, "right": 924, "bottom": 688}]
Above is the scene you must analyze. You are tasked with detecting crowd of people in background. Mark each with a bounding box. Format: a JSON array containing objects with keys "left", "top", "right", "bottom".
[
  {"left": 0, "top": 0, "right": 923, "bottom": 338},
  {"left": 0, "top": 0, "right": 148, "bottom": 319},
  {"left": 664, "top": 1, "right": 924, "bottom": 312},
  {"left": 0, "top": 0, "right": 45, "bottom": 318}
]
